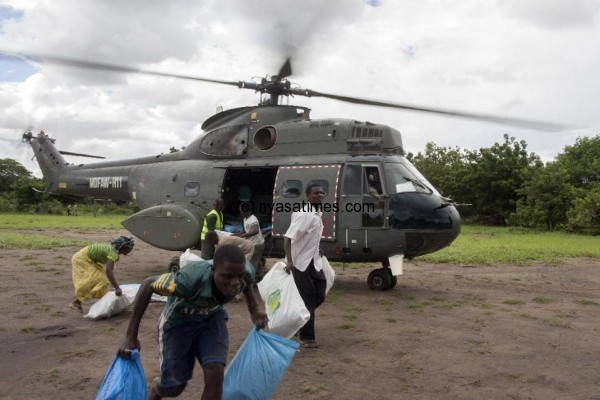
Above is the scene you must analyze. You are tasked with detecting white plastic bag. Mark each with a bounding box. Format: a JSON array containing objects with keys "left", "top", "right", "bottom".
[
  {"left": 321, "top": 256, "right": 336, "bottom": 295},
  {"left": 84, "top": 291, "right": 134, "bottom": 319},
  {"left": 120, "top": 283, "right": 167, "bottom": 303},
  {"left": 179, "top": 248, "right": 203, "bottom": 268},
  {"left": 257, "top": 261, "right": 310, "bottom": 339}
]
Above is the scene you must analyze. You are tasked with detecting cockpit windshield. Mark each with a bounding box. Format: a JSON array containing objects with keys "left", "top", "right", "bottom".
[{"left": 384, "top": 160, "right": 441, "bottom": 196}]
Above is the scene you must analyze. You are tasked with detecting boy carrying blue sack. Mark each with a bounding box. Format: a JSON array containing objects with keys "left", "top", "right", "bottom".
[{"left": 116, "top": 245, "right": 268, "bottom": 399}]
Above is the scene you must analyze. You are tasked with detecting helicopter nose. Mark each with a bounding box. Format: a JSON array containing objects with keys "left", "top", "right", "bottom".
[
  {"left": 388, "top": 193, "right": 461, "bottom": 257},
  {"left": 450, "top": 205, "right": 461, "bottom": 240}
]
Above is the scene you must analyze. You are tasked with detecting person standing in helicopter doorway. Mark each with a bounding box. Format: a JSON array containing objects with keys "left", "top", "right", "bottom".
[
  {"left": 234, "top": 202, "right": 265, "bottom": 280},
  {"left": 70, "top": 236, "right": 135, "bottom": 313},
  {"left": 200, "top": 198, "right": 224, "bottom": 260},
  {"left": 284, "top": 183, "right": 326, "bottom": 348}
]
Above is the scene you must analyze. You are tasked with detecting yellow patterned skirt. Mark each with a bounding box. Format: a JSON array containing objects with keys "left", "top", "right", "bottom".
[{"left": 71, "top": 247, "right": 110, "bottom": 301}]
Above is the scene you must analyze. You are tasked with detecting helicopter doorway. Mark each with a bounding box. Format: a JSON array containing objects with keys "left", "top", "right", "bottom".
[
  {"left": 271, "top": 164, "right": 341, "bottom": 240},
  {"left": 222, "top": 167, "right": 278, "bottom": 233}
]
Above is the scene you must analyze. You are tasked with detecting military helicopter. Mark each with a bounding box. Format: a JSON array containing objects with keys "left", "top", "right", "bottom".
[{"left": 16, "top": 54, "right": 560, "bottom": 290}]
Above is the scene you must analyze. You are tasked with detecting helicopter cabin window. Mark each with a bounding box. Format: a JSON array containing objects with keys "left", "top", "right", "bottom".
[
  {"left": 184, "top": 182, "right": 200, "bottom": 197},
  {"left": 364, "top": 167, "right": 383, "bottom": 197},
  {"left": 282, "top": 180, "right": 302, "bottom": 198},
  {"left": 342, "top": 165, "right": 362, "bottom": 195},
  {"left": 307, "top": 180, "right": 329, "bottom": 197}
]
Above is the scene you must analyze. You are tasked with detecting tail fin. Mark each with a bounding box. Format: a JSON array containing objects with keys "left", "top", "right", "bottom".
[{"left": 22, "top": 130, "right": 67, "bottom": 191}]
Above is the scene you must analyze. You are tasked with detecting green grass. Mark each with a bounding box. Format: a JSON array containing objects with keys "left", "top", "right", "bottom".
[
  {"left": 503, "top": 299, "right": 525, "bottom": 305},
  {"left": 418, "top": 225, "right": 600, "bottom": 265},
  {"left": 532, "top": 296, "right": 555, "bottom": 304},
  {"left": 302, "top": 384, "right": 327, "bottom": 394},
  {"left": 0, "top": 231, "right": 88, "bottom": 249},
  {"left": 1, "top": 215, "right": 599, "bottom": 265},
  {"left": 542, "top": 318, "right": 571, "bottom": 328},
  {"left": 0, "top": 213, "right": 125, "bottom": 230},
  {"left": 0, "top": 213, "right": 125, "bottom": 249},
  {"left": 576, "top": 299, "right": 599, "bottom": 305}
]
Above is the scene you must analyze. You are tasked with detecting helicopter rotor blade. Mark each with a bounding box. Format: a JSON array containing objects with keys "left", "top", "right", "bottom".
[
  {"left": 276, "top": 58, "right": 292, "bottom": 79},
  {"left": 59, "top": 150, "right": 106, "bottom": 159},
  {"left": 5, "top": 51, "right": 241, "bottom": 88},
  {"left": 1, "top": 50, "right": 568, "bottom": 132},
  {"left": 304, "top": 90, "right": 567, "bottom": 132}
]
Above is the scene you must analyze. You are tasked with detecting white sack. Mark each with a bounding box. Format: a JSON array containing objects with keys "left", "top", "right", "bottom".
[
  {"left": 120, "top": 283, "right": 167, "bottom": 303},
  {"left": 321, "top": 256, "right": 336, "bottom": 295},
  {"left": 257, "top": 261, "right": 310, "bottom": 339},
  {"left": 179, "top": 249, "right": 204, "bottom": 268},
  {"left": 84, "top": 291, "right": 134, "bottom": 319}
]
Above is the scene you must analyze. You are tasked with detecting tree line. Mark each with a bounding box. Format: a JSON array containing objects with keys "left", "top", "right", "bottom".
[
  {"left": 1, "top": 133, "right": 599, "bottom": 233},
  {"left": 407, "top": 134, "right": 600, "bottom": 233},
  {"left": 0, "top": 158, "right": 132, "bottom": 215}
]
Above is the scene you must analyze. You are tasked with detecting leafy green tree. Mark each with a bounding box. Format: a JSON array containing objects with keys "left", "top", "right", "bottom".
[
  {"left": 511, "top": 163, "right": 575, "bottom": 229},
  {"left": 513, "top": 134, "right": 600, "bottom": 232},
  {"left": 407, "top": 142, "right": 471, "bottom": 200},
  {"left": 12, "top": 174, "right": 45, "bottom": 211},
  {"left": 555, "top": 135, "right": 600, "bottom": 189},
  {"left": 0, "top": 158, "right": 46, "bottom": 211},
  {"left": 0, "top": 158, "right": 32, "bottom": 192},
  {"left": 463, "top": 134, "right": 542, "bottom": 224},
  {"left": 566, "top": 187, "right": 600, "bottom": 234}
]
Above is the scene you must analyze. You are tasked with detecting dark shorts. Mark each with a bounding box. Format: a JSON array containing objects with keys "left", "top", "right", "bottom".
[{"left": 157, "top": 309, "right": 229, "bottom": 388}]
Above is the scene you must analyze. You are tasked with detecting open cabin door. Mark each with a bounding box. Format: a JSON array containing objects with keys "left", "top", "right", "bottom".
[
  {"left": 338, "top": 163, "right": 387, "bottom": 257},
  {"left": 272, "top": 165, "right": 341, "bottom": 240}
]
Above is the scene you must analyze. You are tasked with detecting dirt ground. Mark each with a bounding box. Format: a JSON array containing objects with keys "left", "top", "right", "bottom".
[{"left": 1, "top": 228, "right": 599, "bottom": 400}]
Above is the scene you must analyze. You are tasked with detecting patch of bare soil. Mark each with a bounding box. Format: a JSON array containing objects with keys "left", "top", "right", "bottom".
[{"left": 1, "top": 229, "right": 599, "bottom": 400}]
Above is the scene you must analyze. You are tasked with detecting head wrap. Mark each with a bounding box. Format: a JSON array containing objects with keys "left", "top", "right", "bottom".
[{"left": 111, "top": 236, "right": 135, "bottom": 251}]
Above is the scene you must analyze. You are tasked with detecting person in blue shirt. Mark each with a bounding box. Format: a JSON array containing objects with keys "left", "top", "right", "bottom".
[{"left": 118, "top": 244, "right": 268, "bottom": 400}]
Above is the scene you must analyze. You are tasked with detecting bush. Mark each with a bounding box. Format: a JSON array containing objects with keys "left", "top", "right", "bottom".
[
  {"left": 567, "top": 187, "right": 600, "bottom": 234},
  {"left": 0, "top": 195, "right": 16, "bottom": 212}
]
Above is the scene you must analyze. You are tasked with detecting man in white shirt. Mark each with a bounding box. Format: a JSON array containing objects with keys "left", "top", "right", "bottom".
[
  {"left": 234, "top": 203, "right": 265, "bottom": 279},
  {"left": 284, "top": 183, "right": 327, "bottom": 348}
]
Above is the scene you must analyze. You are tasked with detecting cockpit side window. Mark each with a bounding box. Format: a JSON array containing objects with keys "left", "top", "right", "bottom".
[{"left": 384, "top": 161, "right": 437, "bottom": 195}]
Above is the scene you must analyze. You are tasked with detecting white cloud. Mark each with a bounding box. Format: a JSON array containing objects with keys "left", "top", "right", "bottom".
[
  {"left": 0, "top": 0, "right": 598, "bottom": 178},
  {"left": 503, "top": 0, "right": 600, "bottom": 29}
]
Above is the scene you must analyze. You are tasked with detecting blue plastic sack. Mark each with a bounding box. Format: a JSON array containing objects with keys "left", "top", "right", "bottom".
[
  {"left": 95, "top": 349, "right": 147, "bottom": 400},
  {"left": 223, "top": 327, "right": 300, "bottom": 400}
]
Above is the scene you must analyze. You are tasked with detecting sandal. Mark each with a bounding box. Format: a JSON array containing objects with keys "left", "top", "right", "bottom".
[
  {"left": 300, "top": 340, "right": 319, "bottom": 348},
  {"left": 69, "top": 301, "right": 83, "bottom": 314}
]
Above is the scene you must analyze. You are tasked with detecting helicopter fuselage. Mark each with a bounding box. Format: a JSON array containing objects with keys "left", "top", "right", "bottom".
[{"left": 25, "top": 104, "right": 461, "bottom": 271}]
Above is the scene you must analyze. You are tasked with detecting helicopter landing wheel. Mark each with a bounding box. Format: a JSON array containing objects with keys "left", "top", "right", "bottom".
[
  {"left": 386, "top": 268, "right": 398, "bottom": 289},
  {"left": 167, "top": 256, "right": 180, "bottom": 273},
  {"left": 367, "top": 268, "right": 392, "bottom": 291}
]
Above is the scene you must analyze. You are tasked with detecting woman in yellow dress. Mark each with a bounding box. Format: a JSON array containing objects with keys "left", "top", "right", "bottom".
[{"left": 70, "top": 236, "right": 135, "bottom": 313}]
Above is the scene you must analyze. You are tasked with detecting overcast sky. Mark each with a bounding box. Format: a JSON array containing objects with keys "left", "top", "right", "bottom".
[{"left": 1, "top": 0, "right": 599, "bottom": 177}]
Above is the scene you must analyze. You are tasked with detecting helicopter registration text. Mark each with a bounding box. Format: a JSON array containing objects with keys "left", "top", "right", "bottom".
[{"left": 88, "top": 176, "right": 126, "bottom": 189}]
